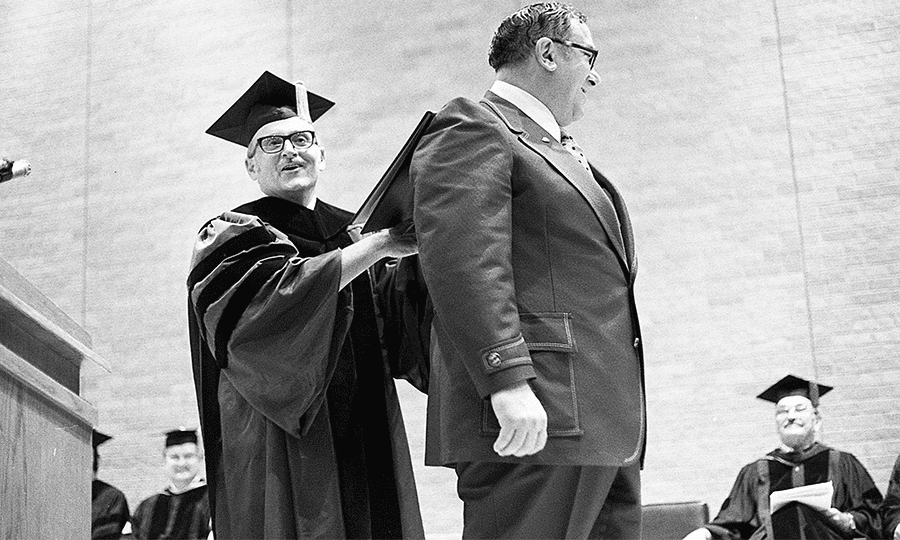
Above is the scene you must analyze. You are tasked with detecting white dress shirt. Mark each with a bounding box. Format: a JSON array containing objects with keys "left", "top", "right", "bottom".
[{"left": 489, "top": 80, "right": 561, "bottom": 142}]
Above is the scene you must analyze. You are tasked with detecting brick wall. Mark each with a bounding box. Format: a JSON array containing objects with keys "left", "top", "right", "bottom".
[{"left": 1, "top": 0, "right": 897, "bottom": 534}]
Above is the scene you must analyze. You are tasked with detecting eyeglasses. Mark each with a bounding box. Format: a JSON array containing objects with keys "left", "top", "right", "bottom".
[
  {"left": 256, "top": 130, "right": 317, "bottom": 154},
  {"left": 776, "top": 403, "right": 812, "bottom": 417},
  {"left": 548, "top": 37, "right": 598, "bottom": 69}
]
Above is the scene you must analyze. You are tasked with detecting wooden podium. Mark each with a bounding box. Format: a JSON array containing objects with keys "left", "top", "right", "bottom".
[{"left": 0, "top": 258, "right": 110, "bottom": 538}]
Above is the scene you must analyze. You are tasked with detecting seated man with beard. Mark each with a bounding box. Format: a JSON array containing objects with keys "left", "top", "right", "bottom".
[{"left": 683, "top": 375, "right": 882, "bottom": 540}]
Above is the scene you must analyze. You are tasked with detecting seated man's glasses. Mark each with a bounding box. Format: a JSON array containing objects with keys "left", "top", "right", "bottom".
[
  {"left": 548, "top": 37, "right": 598, "bottom": 69},
  {"left": 256, "top": 131, "right": 317, "bottom": 154}
]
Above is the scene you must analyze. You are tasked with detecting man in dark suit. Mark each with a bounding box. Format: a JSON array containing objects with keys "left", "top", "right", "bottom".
[{"left": 411, "top": 3, "right": 645, "bottom": 538}]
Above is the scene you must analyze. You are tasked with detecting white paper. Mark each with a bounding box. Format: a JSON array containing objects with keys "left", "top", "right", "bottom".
[{"left": 769, "top": 481, "right": 834, "bottom": 514}]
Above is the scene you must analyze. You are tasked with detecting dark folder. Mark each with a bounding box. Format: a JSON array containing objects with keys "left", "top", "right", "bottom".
[{"left": 352, "top": 111, "right": 435, "bottom": 233}]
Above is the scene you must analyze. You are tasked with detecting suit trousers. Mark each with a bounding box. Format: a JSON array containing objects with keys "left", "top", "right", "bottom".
[{"left": 455, "top": 461, "right": 641, "bottom": 539}]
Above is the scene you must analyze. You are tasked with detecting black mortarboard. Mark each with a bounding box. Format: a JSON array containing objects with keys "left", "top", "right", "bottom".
[
  {"left": 756, "top": 374, "right": 833, "bottom": 406},
  {"left": 164, "top": 428, "right": 198, "bottom": 448},
  {"left": 206, "top": 71, "right": 335, "bottom": 147},
  {"left": 92, "top": 429, "right": 112, "bottom": 448}
]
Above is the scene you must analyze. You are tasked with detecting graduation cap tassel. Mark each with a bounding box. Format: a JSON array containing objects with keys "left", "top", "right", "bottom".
[
  {"left": 809, "top": 379, "right": 820, "bottom": 408},
  {"left": 295, "top": 80, "right": 312, "bottom": 123}
]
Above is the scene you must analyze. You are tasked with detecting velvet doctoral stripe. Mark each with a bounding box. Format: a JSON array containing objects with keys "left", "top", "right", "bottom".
[
  {"left": 187, "top": 226, "right": 276, "bottom": 289},
  {"left": 212, "top": 257, "right": 287, "bottom": 369}
]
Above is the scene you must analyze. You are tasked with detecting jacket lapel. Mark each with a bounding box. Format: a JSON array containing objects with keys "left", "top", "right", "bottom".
[
  {"left": 592, "top": 167, "right": 637, "bottom": 275},
  {"left": 481, "top": 93, "right": 630, "bottom": 270}
]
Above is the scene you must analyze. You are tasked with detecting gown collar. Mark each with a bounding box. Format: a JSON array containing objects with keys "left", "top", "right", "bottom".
[
  {"left": 768, "top": 441, "right": 828, "bottom": 465},
  {"left": 233, "top": 196, "right": 350, "bottom": 241}
]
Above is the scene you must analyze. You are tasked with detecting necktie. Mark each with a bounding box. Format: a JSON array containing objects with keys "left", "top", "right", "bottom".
[
  {"left": 560, "top": 129, "right": 591, "bottom": 172},
  {"left": 559, "top": 129, "right": 626, "bottom": 259}
]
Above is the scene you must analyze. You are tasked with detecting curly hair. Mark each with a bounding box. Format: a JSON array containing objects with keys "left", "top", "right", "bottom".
[{"left": 488, "top": 3, "right": 587, "bottom": 70}]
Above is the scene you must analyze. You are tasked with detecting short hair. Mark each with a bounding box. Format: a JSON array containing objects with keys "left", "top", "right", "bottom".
[{"left": 488, "top": 3, "right": 587, "bottom": 70}]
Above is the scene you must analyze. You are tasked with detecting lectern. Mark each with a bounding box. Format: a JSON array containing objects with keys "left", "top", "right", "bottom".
[{"left": 0, "top": 258, "right": 110, "bottom": 538}]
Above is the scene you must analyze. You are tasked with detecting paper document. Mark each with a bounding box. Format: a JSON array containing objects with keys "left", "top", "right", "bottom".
[{"left": 769, "top": 481, "right": 834, "bottom": 514}]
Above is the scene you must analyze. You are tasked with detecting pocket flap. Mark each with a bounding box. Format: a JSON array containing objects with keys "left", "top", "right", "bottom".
[{"left": 519, "top": 312, "right": 576, "bottom": 352}]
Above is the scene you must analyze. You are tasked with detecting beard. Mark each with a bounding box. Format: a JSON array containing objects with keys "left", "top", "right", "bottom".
[{"left": 780, "top": 427, "right": 815, "bottom": 450}]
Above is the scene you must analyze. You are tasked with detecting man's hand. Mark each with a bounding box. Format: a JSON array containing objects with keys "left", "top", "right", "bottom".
[
  {"left": 339, "top": 225, "right": 417, "bottom": 290},
  {"left": 823, "top": 508, "right": 855, "bottom": 532},
  {"left": 490, "top": 381, "right": 547, "bottom": 457},
  {"left": 682, "top": 527, "right": 712, "bottom": 540},
  {"left": 384, "top": 222, "right": 418, "bottom": 258}
]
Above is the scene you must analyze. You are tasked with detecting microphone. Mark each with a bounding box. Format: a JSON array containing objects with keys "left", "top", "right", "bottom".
[{"left": 0, "top": 158, "right": 32, "bottom": 183}]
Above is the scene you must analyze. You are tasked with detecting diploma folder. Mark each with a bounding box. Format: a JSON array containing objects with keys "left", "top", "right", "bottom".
[{"left": 352, "top": 111, "right": 435, "bottom": 233}]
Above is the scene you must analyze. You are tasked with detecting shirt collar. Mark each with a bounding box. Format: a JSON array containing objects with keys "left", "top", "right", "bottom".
[
  {"left": 166, "top": 476, "right": 206, "bottom": 495},
  {"left": 489, "top": 80, "right": 561, "bottom": 141}
]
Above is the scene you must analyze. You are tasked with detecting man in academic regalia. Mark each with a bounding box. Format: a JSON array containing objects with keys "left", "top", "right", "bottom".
[
  {"left": 187, "top": 71, "right": 424, "bottom": 539},
  {"left": 92, "top": 430, "right": 131, "bottom": 540},
  {"left": 881, "top": 452, "right": 900, "bottom": 540},
  {"left": 683, "top": 375, "right": 883, "bottom": 540},
  {"left": 130, "top": 429, "right": 211, "bottom": 539}
]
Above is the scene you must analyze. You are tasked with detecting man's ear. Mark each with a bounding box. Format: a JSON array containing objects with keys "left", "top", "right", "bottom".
[
  {"left": 245, "top": 156, "right": 258, "bottom": 180},
  {"left": 534, "top": 37, "right": 558, "bottom": 72},
  {"left": 317, "top": 147, "right": 327, "bottom": 171}
]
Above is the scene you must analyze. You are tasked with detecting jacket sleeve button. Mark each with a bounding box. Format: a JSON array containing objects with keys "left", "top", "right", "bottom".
[
  {"left": 633, "top": 337, "right": 641, "bottom": 348},
  {"left": 487, "top": 352, "right": 502, "bottom": 367}
]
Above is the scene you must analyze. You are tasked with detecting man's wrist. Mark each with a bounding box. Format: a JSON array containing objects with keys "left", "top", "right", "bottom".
[{"left": 844, "top": 512, "right": 856, "bottom": 531}]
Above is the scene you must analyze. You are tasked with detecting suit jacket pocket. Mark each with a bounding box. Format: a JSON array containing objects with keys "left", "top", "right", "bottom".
[{"left": 481, "top": 312, "right": 583, "bottom": 437}]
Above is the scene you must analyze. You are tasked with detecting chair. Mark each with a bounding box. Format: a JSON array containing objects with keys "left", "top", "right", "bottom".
[{"left": 641, "top": 501, "right": 710, "bottom": 540}]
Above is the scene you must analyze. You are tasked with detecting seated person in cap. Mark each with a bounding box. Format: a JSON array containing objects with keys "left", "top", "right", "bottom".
[
  {"left": 881, "top": 451, "right": 900, "bottom": 540},
  {"left": 683, "top": 375, "right": 883, "bottom": 540},
  {"left": 130, "top": 429, "right": 210, "bottom": 540},
  {"left": 92, "top": 430, "right": 131, "bottom": 540},
  {"left": 187, "top": 71, "right": 424, "bottom": 539}
]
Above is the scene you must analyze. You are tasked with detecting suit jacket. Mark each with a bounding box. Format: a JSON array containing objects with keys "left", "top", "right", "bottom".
[{"left": 411, "top": 91, "right": 646, "bottom": 467}]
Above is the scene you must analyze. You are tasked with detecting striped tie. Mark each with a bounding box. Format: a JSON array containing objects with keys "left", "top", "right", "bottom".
[{"left": 560, "top": 129, "right": 591, "bottom": 172}]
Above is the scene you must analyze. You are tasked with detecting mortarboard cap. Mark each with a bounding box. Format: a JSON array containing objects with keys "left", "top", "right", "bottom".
[
  {"left": 206, "top": 71, "right": 335, "bottom": 147},
  {"left": 164, "top": 428, "right": 198, "bottom": 448},
  {"left": 756, "top": 374, "right": 833, "bottom": 407},
  {"left": 92, "top": 429, "right": 112, "bottom": 448}
]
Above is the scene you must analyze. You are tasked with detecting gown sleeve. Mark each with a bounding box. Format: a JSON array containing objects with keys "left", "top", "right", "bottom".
[
  {"left": 188, "top": 211, "right": 346, "bottom": 437},
  {"left": 129, "top": 497, "right": 149, "bottom": 540},
  {"left": 882, "top": 454, "right": 900, "bottom": 539},
  {"left": 91, "top": 485, "right": 131, "bottom": 540},
  {"left": 706, "top": 464, "right": 763, "bottom": 540},
  {"left": 834, "top": 451, "right": 883, "bottom": 538},
  {"left": 373, "top": 255, "right": 431, "bottom": 394}
]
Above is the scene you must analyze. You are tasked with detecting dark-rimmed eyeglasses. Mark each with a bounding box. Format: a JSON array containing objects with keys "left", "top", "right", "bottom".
[
  {"left": 548, "top": 37, "right": 598, "bottom": 69},
  {"left": 256, "top": 131, "right": 317, "bottom": 154}
]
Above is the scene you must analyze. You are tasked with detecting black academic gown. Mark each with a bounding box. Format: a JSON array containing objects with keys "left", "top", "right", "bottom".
[
  {"left": 187, "top": 196, "right": 424, "bottom": 539},
  {"left": 130, "top": 483, "right": 210, "bottom": 539},
  {"left": 882, "top": 453, "right": 900, "bottom": 539},
  {"left": 706, "top": 443, "right": 882, "bottom": 540},
  {"left": 92, "top": 479, "right": 130, "bottom": 540}
]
